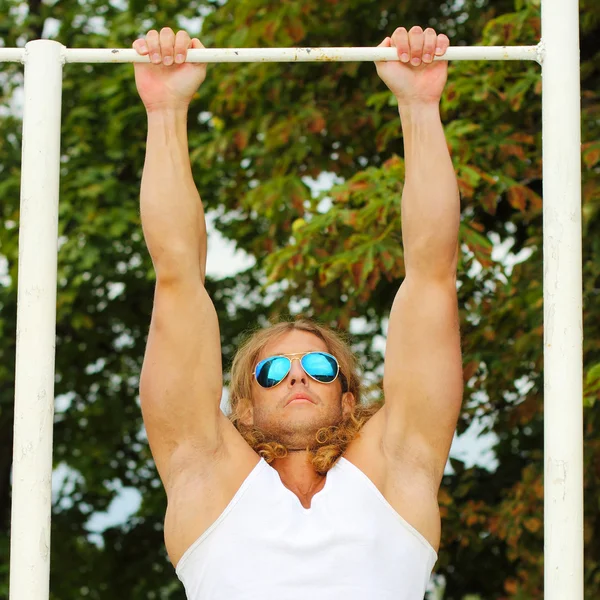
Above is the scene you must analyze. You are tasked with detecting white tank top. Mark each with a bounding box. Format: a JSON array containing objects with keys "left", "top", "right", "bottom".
[{"left": 175, "top": 456, "right": 437, "bottom": 600}]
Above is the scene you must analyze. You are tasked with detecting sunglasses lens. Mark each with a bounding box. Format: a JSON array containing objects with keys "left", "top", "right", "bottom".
[
  {"left": 255, "top": 356, "right": 291, "bottom": 388},
  {"left": 301, "top": 352, "right": 338, "bottom": 383}
]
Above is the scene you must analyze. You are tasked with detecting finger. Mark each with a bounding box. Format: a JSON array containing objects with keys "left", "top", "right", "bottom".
[
  {"left": 391, "top": 27, "right": 410, "bottom": 63},
  {"left": 408, "top": 26, "right": 424, "bottom": 66},
  {"left": 132, "top": 38, "right": 149, "bottom": 55},
  {"left": 174, "top": 30, "right": 190, "bottom": 63},
  {"left": 190, "top": 37, "right": 205, "bottom": 49},
  {"left": 435, "top": 33, "right": 451, "bottom": 56},
  {"left": 159, "top": 27, "right": 176, "bottom": 65},
  {"left": 146, "top": 30, "right": 161, "bottom": 64},
  {"left": 422, "top": 28, "right": 437, "bottom": 63}
]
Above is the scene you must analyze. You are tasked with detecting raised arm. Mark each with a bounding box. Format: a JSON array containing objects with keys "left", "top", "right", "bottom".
[
  {"left": 375, "top": 28, "right": 463, "bottom": 487},
  {"left": 133, "top": 29, "right": 225, "bottom": 489}
]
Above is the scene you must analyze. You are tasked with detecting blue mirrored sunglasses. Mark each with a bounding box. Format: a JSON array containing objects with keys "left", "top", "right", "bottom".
[{"left": 254, "top": 351, "right": 341, "bottom": 389}]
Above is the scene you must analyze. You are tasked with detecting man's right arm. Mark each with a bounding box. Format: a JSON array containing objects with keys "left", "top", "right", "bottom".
[{"left": 134, "top": 30, "right": 225, "bottom": 490}]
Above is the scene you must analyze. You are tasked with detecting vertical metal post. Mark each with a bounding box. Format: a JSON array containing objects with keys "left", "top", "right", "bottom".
[
  {"left": 9, "top": 39, "right": 63, "bottom": 600},
  {"left": 541, "top": 0, "right": 583, "bottom": 598}
]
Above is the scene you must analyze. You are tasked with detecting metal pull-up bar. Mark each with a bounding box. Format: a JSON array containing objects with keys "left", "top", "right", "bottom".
[
  {"left": 4, "top": 0, "right": 583, "bottom": 598},
  {"left": 0, "top": 45, "right": 542, "bottom": 64}
]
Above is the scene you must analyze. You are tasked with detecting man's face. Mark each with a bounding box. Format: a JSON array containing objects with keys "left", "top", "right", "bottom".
[{"left": 244, "top": 330, "right": 355, "bottom": 449}]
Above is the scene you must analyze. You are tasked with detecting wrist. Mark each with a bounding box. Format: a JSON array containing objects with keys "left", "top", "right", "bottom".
[
  {"left": 146, "top": 101, "right": 190, "bottom": 117},
  {"left": 146, "top": 106, "right": 189, "bottom": 129},
  {"left": 397, "top": 101, "right": 441, "bottom": 121}
]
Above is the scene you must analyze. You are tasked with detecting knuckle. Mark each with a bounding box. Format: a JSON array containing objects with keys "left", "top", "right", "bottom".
[{"left": 410, "top": 25, "right": 423, "bottom": 33}]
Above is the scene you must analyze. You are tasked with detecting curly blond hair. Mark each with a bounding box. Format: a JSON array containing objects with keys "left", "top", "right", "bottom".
[{"left": 228, "top": 319, "right": 382, "bottom": 474}]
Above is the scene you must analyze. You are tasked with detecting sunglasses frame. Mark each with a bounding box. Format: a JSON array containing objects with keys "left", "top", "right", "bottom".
[{"left": 253, "top": 351, "right": 341, "bottom": 389}]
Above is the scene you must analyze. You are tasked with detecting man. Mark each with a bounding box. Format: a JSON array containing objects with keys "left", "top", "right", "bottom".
[{"left": 133, "top": 24, "right": 463, "bottom": 600}]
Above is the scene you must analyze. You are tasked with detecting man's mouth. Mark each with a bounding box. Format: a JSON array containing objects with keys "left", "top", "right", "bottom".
[{"left": 285, "top": 393, "right": 315, "bottom": 406}]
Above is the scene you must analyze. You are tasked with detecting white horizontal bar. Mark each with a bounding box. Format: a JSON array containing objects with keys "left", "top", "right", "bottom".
[
  {"left": 0, "top": 48, "right": 25, "bottom": 63},
  {"left": 0, "top": 44, "right": 541, "bottom": 65},
  {"left": 64, "top": 45, "right": 541, "bottom": 63}
]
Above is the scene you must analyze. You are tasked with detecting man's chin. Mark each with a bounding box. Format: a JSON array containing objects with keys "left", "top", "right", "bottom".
[
  {"left": 262, "top": 429, "right": 319, "bottom": 451},
  {"left": 263, "top": 414, "right": 345, "bottom": 448}
]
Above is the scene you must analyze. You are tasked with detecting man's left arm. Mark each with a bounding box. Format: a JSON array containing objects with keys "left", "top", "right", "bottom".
[{"left": 376, "top": 28, "right": 464, "bottom": 486}]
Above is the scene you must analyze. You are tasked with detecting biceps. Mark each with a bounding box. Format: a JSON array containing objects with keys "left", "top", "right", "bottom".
[
  {"left": 382, "top": 276, "right": 463, "bottom": 470},
  {"left": 140, "top": 280, "right": 224, "bottom": 482}
]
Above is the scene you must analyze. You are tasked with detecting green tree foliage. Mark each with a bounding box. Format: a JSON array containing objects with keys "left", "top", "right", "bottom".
[{"left": 0, "top": 0, "right": 598, "bottom": 598}]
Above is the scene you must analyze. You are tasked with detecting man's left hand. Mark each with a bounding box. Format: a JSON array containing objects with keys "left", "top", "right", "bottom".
[{"left": 375, "top": 27, "right": 450, "bottom": 107}]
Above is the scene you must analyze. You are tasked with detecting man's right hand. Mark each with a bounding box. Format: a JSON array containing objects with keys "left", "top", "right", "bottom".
[{"left": 132, "top": 27, "right": 208, "bottom": 112}]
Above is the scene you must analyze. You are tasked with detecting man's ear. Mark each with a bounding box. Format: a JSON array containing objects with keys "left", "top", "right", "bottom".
[
  {"left": 341, "top": 392, "right": 356, "bottom": 419},
  {"left": 238, "top": 401, "right": 254, "bottom": 427}
]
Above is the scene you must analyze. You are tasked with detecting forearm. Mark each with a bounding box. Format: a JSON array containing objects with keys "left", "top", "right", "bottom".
[
  {"left": 140, "top": 108, "right": 207, "bottom": 283},
  {"left": 399, "top": 103, "right": 460, "bottom": 279}
]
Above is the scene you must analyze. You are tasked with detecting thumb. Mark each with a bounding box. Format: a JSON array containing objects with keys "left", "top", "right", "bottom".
[
  {"left": 189, "top": 38, "right": 208, "bottom": 69},
  {"left": 375, "top": 37, "right": 392, "bottom": 68}
]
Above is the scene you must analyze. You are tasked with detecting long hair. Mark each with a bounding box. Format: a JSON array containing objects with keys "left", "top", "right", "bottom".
[{"left": 228, "top": 319, "right": 382, "bottom": 474}]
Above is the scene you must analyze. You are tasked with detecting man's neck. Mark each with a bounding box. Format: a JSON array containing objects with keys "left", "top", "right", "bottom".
[{"left": 271, "top": 452, "right": 326, "bottom": 509}]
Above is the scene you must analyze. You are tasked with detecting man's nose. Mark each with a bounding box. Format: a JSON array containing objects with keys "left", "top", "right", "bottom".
[{"left": 288, "top": 359, "right": 307, "bottom": 385}]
